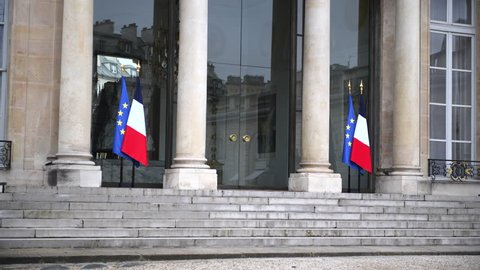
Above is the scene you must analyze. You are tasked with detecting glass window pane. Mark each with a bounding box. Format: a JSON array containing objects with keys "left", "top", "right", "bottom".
[
  {"left": 297, "top": 0, "right": 303, "bottom": 35},
  {"left": 430, "top": 33, "right": 446, "bottom": 67},
  {"left": 431, "top": 0, "right": 447, "bottom": 21},
  {"left": 208, "top": 0, "right": 241, "bottom": 65},
  {"left": 452, "top": 107, "right": 471, "bottom": 141},
  {"left": 452, "top": 0, "right": 472, "bottom": 24},
  {"left": 430, "top": 69, "right": 446, "bottom": 103},
  {"left": 452, "top": 35, "right": 472, "bottom": 70},
  {"left": 331, "top": 0, "right": 369, "bottom": 68},
  {"left": 452, "top": 71, "right": 471, "bottom": 105},
  {"left": 452, "top": 142, "right": 471, "bottom": 160},
  {"left": 297, "top": 36, "right": 303, "bottom": 72},
  {"left": 0, "top": 0, "right": 4, "bottom": 22},
  {"left": 0, "top": 25, "right": 3, "bottom": 65},
  {"left": 430, "top": 105, "right": 446, "bottom": 140},
  {"left": 430, "top": 141, "right": 446, "bottom": 159},
  {"left": 241, "top": 0, "right": 273, "bottom": 67}
]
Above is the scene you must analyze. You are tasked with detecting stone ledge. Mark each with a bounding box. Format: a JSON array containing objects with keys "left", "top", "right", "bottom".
[
  {"left": 163, "top": 168, "right": 217, "bottom": 190},
  {"left": 431, "top": 180, "right": 480, "bottom": 197},
  {"left": 1, "top": 246, "right": 480, "bottom": 264},
  {"left": 289, "top": 172, "right": 342, "bottom": 193}
]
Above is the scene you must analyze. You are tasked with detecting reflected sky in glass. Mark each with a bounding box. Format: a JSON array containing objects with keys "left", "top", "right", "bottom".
[{"left": 94, "top": 0, "right": 154, "bottom": 35}]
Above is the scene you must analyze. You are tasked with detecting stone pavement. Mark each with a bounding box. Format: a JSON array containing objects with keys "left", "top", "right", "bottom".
[
  {"left": 0, "top": 255, "right": 480, "bottom": 270},
  {"left": 1, "top": 246, "right": 480, "bottom": 269}
]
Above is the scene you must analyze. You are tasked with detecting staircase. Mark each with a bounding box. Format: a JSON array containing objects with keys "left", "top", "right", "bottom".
[{"left": 0, "top": 186, "right": 479, "bottom": 249}]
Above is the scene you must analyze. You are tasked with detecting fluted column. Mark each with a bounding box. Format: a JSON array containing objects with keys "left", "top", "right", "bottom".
[
  {"left": 376, "top": 0, "right": 430, "bottom": 194},
  {"left": 48, "top": 0, "right": 101, "bottom": 187},
  {"left": 163, "top": 0, "right": 217, "bottom": 190},
  {"left": 288, "top": 0, "right": 341, "bottom": 193}
]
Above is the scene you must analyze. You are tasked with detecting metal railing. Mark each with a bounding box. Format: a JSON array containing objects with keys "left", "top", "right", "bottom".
[
  {"left": 0, "top": 140, "right": 11, "bottom": 170},
  {"left": 428, "top": 159, "right": 480, "bottom": 181}
]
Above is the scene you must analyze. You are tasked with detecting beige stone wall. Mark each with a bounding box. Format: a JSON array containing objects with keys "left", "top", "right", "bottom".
[
  {"left": 420, "top": 0, "right": 429, "bottom": 175},
  {"left": 1, "top": 0, "right": 63, "bottom": 185},
  {"left": 377, "top": 0, "right": 395, "bottom": 174},
  {"left": 377, "top": 0, "right": 429, "bottom": 176}
]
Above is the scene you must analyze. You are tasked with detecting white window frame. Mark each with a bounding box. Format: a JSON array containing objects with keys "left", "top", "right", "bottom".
[
  {"left": 0, "top": 0, "right": 9, "bottom": 140},
  {"left": 430, "top": 0, "right": 477, "bottom": 160}
]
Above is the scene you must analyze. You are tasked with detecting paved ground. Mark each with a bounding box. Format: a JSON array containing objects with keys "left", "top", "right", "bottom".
[{"left": 1, "top": 255, "right": 479, "bottom": 270}]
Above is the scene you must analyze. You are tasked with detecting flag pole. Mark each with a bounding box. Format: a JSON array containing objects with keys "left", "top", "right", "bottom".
[
  {"left": 131, "top": 163, "right": 135, "bottom": 188},
  {"left": 357, "top": 171, "right": 361, "bottom": 193},
  {"left": 348, "top": 80, "right": 352, "bottom": 193},
  {"left": 358, "top": 80, "right": 363, "bottom": 193},
  {"left": 119, "top": 157, "right": 124, "bottom": 187}
]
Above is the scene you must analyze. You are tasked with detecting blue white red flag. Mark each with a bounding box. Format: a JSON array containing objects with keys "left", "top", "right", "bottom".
[
  {"left": 342, "top": 94, "right": 361, "bottom": 171},
  {"left": 113, "top": 77, "right": 131, "bottom": 159},
  {"left": 121, "top": 77, "right": 148, "bottom": 166},
  {"left": 351, "top": 93, "right": 372, "bottom": 173}
]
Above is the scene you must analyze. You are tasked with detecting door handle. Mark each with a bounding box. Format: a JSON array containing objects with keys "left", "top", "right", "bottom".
[
  {"left": 228, "top": 134, "right": 238, "bottom": 142},
  {"left": 242, "top": 135, "right": 251, "bottom": 143}
]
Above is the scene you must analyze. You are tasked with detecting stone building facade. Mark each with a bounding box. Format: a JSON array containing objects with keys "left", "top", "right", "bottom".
[{"left": 0, "top": 0, "right": 479, "bottom": 196}]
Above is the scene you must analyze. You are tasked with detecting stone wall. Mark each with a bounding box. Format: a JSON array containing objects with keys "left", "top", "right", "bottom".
[
  {"left": 376, "top": 0, "right": 395, "bottom": 174},
  {"left": 377, "top": 0, "right": 430, "bottom": 178},
  {"left": 1, "top": 0, "right": 63, "bottom": 185}
]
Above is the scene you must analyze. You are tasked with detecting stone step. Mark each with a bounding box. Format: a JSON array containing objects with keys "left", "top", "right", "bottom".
[
  {"left": 6, "top": 186, "right": 480, "bottom": 203},
  {"left": 1, "top": 236, "right": 479, "bottom": 249},
  {"left": 3, "top": 193, "right": 480, "bottom": 209},
  {"left": 2, "top": 186, "right": 479, "bottom": 250},
  {"left": 4, "top": 202, "right": 480, "bottom": 221},
  {"left": 1, "top": 228, "right": 479, "bottom": 238},
  {"left": 2, "top": 216, "right": 479, "bottom": 229}
]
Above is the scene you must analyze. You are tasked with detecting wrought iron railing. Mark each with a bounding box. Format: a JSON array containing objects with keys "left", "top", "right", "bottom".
[
  {"left": 428, "top": 159, "right": 480, "bottom": 181},
  {"left": 0, "top": 140, "right": 11, "bottom": 170}
]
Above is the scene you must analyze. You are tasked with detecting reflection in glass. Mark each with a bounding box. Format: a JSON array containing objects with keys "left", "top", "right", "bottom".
[
  {"left": 92, "top": 0, "right": 177, "bottom": 187},
  {"left": 208, "top": 0, "right": 241, "bottom": 65},
  {"left": 430, "top": 33, "right": 446, "bottom": 68},
  {"left": 431, "top": 0, "right": 447, "bottom": 21},
  {"left": 430, "top": 141, "right": 446, "bottom": 159},
  {"left": 452, "top": 35, "right": 471, "bottom": 70},
  {"left": 0, "top": 0, "right": 4, "bottom": 22},
  {"left": 0, "top": 25, "right": 3, "bottom": 65},
  {"left": 207, "top": 0, "right": 290, "bottom": 189},
  {"left": 241, "top": 0, "right": 273, "bottom": 67},
  {"left": 329, "top": 0, "right": 370, "bottom": 192},
  {"left": 430, "top": 105, "right": 446, "bottom": 140},
  {"left": 452, "top": 142, "right": 471, "bottom": 160},
  {"left": 430, "top": 69, "right": 446, "bottom": 104},
  {"left": 297, "top": 0, "right": 303, "bottom": 35},
  {"left": 453, "top": 0, "right": 472, "bottom": 24},
  {"left": 452, "top": 106, "right": 471, "bottom": 141},
  {"left": 452, "top": 71, "right": 471, "bottom": 105}
]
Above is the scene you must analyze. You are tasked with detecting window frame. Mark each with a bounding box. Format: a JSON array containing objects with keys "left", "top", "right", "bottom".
[
  {"left": 0, "top": 0, "right": 9, "bottom": 140},
  {"left": 429, "top": 0, "right": 477, "bottom": 160}
]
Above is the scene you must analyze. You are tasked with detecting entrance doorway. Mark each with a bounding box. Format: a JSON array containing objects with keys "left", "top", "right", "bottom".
[{"left": 206, "top": 0, "right": 292, "bottom": 189}]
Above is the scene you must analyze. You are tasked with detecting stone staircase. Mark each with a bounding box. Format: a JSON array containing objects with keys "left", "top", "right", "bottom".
[{"left": 0, "top": 186, "right": 479, "bottom": 249}]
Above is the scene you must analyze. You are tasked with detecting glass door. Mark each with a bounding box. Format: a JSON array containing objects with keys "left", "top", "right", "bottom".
[{"left": 207, "top": 0, "right": 291, "bottom": 189}]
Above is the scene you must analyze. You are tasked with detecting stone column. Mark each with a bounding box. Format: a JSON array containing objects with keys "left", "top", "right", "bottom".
[
  {"left": 47, "top": 0, "right": 101, "bottom": 187},
  {"left": 163, "top": 0, "right": 217, "bottom": 190},
  {"left": 376, "top": 0, "right": 430, "bottom": 194},
  {"left": 288, "top": 0, "right": 341, "bottom": 193}
]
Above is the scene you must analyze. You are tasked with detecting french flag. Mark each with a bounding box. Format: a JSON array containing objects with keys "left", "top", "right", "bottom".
[
  {"left": 121, "top": 78, "right": 148, "bottom": 166},
  {"left": 350, "top": 113, "right": 372, "bottom": 173}
]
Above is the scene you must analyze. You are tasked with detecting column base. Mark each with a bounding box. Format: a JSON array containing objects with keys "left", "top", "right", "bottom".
[
  {"left": 288, "top": 172, "right": 342, "bottom": 193},
  {"left": 46, "top": 164, "right": 102, "bottom": 187},
  {"left": 376, "top": 175, "right": 431, "bottom": 195},
  {"left": 163, "top": 168, "right": 217, "bottom": 190}
]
